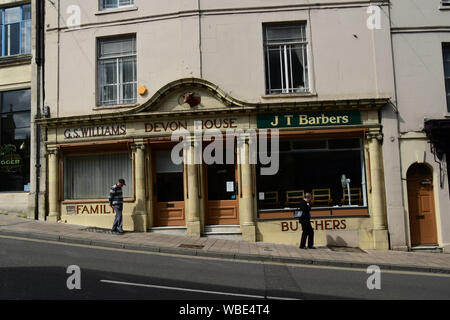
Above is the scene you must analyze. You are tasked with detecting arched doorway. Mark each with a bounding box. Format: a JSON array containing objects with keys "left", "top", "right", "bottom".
[{"left": 407, "top": 163, "right": 438, "bottom": 246}]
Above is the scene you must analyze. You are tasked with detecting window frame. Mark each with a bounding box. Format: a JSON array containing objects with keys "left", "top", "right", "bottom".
[
  {"left": 62, "top": 150, "right": 134, "bottom": 202},
  {"left": 263, "top": 22, "right": 310, "bottom": 95},
  {"left": 97, "top": 35, "right": 137, "bottom": 107},
  {"left": 0, "top": 3, "right": 32, "bottom": 58},
  {"left": 256, "top": 136, "right": 369, "bottom": 219},
  {"left": 0, "top": 88, "right": 31, "bottom": 193},
  {"left": 442, "top": 43, "right": 450, "bottom": 113},
  {"left": 100, "top": 0, "right": 134, "bottom": 11}
]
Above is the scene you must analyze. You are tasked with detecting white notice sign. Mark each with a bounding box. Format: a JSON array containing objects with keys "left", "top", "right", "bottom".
[{"left": 226, "top": 181, "right": 234, "bottom": 192}]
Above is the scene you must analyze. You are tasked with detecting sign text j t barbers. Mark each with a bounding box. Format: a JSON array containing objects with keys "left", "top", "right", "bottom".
[{"left": 258, "top": 111, "right": 361, "bottom": 128}]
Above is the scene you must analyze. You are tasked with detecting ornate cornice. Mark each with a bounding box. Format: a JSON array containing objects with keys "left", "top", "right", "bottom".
[{"left": 36, "top": 77, "right": 390, "bottom": 128}]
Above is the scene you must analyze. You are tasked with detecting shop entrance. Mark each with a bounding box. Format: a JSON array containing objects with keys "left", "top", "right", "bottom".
[
  {"left": 407, "top": 163, "right": 438, "bottom": 246},
  {"left": 153, "top": 149, "right": 186, "bottom": 227},
  {"left": 205, "top": 161, "right": 240, "bottom": 225}
]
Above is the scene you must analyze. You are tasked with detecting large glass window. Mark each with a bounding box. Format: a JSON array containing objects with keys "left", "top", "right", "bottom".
[
  {"left": 98, "top": 36, "right": 137, "bottom": 106},
  {"left": 64, "top": 153, "right": 132, "bottom": 200},
  {"left": 100, "top": 0, "right": 134, "bottom": 10},
  {"left": 264, "top": 23, "right": 309, "bottom": 95},
  {"left": 155, "top": 150, "right": 184, "bottom": 203},
  {"left": 257, "top": 138, "right": 367, "bottom": 211},
  {"left": 0, "top": 4, "right": 31, "bottom": 57},
  {"left": 0, "top": 89, "right": 31, "bottom": 192}
]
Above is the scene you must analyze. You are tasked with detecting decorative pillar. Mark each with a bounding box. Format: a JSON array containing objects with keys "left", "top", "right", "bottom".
[
  {"left": 186, "top": 138, "right": 201, "bottom": 238},
  {"left": 131, "top": 141, "right": 147, "bottom": 232},
  {"left": 47, "top": 148, "right": 60, "bottom": 222},
  {"left": 367, "top": 130, "right": 389, "bottom": 250},
  {"left": 239, "top": 135, "right": 256, "bottom": 242}
]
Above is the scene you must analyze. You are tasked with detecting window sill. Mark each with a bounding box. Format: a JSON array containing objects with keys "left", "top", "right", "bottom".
[
  {"left": 0, "top": 54, "right": 32, "bottom": 67},
  {"left": 258, "top": 207, "right": 369, "bottom": 220},
  {"left": 62, "top": 198, "right": 135, "bottom": 205},
  {"left": 262, "top": 92, "right": 318, "bottom": 99},
  {"left": 95, "top": 7, "right": 138, "bottom": 15},
  {"left": 93, "top": 103, "right": 139, "bottom": 111}
]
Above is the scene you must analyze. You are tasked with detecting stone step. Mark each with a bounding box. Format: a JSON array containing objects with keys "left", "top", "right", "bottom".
[
  {"left": 411, "top": 245, "right": 443, "bottom": 253},
  {"left": 150, "top": 226, "right": 187, "bottom": 236},
  {"left": 203, "top": 225, "right": 242, "bottom": 240}
]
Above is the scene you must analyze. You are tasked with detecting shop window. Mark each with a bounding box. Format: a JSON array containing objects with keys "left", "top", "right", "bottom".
[
  {"left": 263, "top": 23, "right": 309, "bottom": 95},
  {"left": 100, "top": 0, "right": 134, "bottom": 10},
  {"left": 0, "top": 4, "right": 31, "bottom": 57},
  {"left": 0, "top": 89, "right": 30, "bottom": 192},
  {"left": 64, "top": 153, "right": 132, "bottom": 200},
  {"left": 98, "top": 35, "right": 137, "bottom": 106},
  {"left": 257, "top": 138, "right": 367, "bottom": 213},
  {"left": 155, "top": 150, "right": 184, "bottom": 202}
]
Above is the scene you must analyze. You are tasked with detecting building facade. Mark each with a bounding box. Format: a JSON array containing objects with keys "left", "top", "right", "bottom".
[
  {"left": 389, "top": 0, "right": 450, "bottom": 253},
  {"left": 37, "top": 0, "right": 397, "bottom": 250},
  {"left": 0, "top": 0, "right": 39, "bottom": 218}
]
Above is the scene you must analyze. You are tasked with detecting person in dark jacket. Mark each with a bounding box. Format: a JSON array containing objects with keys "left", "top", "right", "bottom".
[
  {"left": 110, "top": 179, "right": 126, "bottom": 234},
  {"left": 298, "top": 193, "right": 315, "bottom": 249}
]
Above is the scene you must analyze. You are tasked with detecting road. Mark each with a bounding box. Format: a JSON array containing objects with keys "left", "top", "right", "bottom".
[{"left": 1, "top": 235, "right": 450, "bottom": 302}]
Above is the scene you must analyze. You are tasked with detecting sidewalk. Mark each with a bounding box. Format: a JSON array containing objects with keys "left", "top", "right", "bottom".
[{"left": 1, "top": 213, "right": 450, "bottom": 275}]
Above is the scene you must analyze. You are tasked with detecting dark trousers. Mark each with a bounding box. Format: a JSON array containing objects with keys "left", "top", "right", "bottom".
[
  {"left": 112, "top": 205, "right": 123, "bottom": 232},
  {"left": 300, "top": 220, "right": 314, "bottom": 248}
]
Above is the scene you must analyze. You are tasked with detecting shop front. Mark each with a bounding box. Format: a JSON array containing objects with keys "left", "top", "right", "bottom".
[
  {"left": 255, "top": 107, "right": 390, "bottom": 250},
  {"left": 38, "top": 79, "right": 391, "bottom": 249},
  {"left": 39, "top": 79, "right": 258, "bottom": 240}
]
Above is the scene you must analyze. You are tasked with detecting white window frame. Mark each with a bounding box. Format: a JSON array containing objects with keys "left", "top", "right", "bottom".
[
  {"left": 100, "top": 0, "right": 134, "bottom": 11},
  {"left": 97, "top": 36, "right": 137, "bottom": 107},
  {"left": 264, "top": 23, "right": 310, "bottom": 95}
]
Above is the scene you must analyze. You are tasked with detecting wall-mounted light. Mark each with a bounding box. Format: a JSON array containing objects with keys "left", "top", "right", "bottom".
[{"left": 138, "top": 85, "right": 147, "bottom": 96}]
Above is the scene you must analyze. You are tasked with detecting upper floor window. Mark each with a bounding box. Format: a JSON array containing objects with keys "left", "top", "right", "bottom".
[
  {"left": 0, "top": 4, "right": 31, "bottom": 57},
  {"left": 100, "top": 0, "right": 134, "bottom": 10},
  {"left": 98, "top": 36, "right": 137, "bottom": 106},
  {"left": 263, "top": 23, "right": 309, "bottom": 95},
  {"left": 442, "top": 44, "right": 450, "bottom": 112}
]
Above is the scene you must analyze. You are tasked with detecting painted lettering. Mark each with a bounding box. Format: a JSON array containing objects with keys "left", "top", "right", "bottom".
[
  {"left": 281, "top": 219, "right": 348, "bottom": 232},
  {"left": 65, "top": 125, "right": 126, "bottom": 139}
]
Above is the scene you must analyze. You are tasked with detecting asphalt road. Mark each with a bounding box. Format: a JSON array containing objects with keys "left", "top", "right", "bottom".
[{"left": 1, "top": 235, "right": 450, "bottom": 301}]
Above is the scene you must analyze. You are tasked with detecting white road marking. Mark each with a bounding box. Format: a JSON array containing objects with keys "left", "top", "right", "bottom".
[{"left": 100, "top": 279, "right": 296, "bottom": 300}]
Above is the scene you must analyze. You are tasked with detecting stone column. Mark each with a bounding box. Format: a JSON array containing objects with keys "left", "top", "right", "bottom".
[
  {"left": 239, "top": 136, "right": 256, "bottom": 242},
  {"left": 131, "top": 142, "right": 147, "bottom": 232},
  {"left": 47, "top": 148, "right": 60, "bottom": 222},
  {"left": 367, "top": 130, "right": 389, "bottom": 250},
  {"left": 186, "top": 138, "right": 201, "bottom": 238}
]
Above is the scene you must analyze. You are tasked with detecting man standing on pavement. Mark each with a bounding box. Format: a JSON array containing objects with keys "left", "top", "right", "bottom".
[
  {"left": 299, "top": 193, "right": 315, "bottom": 249},
  {"left": 110, "top": 179, "right": 126, "bottom": 234}
]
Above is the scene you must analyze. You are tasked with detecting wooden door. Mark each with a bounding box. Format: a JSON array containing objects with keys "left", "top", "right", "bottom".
[
  {"left": 153, "top": 150, "right": 185, "bottom": 227},
  {"left": 205, "top": 162, "right": 239, "bottom": 225},
  {"left": 407, "top": 164, "right": 438, "bottom": 246}
]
